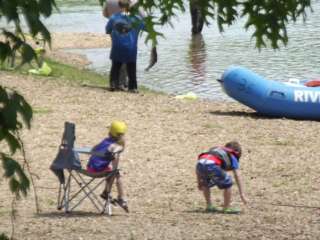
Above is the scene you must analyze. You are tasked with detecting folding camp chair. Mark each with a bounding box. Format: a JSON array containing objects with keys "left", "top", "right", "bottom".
[{"left": 50, "top": 122, "right": 118, "bottom": 216}]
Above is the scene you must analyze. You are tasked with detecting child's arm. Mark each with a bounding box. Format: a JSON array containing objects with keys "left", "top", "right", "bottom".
[
  {"left": 108, "top": 143, "right": 124, "bottom": 170},
  {"left": 109, "top": 143, "right": 124, "bottom": 154},
  {"left": 233, "top": 169, "right": 248, "bottom": 205}
]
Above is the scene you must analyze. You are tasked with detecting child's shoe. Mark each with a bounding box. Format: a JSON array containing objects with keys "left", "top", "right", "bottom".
[
  {"left": 112, "top": 198, "right": 129, "bottom": 213},
  {"left": 205, "top": 205, "right": 219, "bottom": 213},
  {"left": 222, "top": 207, "right": 241, "bottom": 214},
  {"left": 100, "top": 190, "right": 110, "bottom": 200}
]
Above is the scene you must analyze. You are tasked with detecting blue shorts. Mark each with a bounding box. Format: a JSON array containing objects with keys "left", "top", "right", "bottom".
[{"left": 196, "top": 162, "right": 233, "bottom": 189}]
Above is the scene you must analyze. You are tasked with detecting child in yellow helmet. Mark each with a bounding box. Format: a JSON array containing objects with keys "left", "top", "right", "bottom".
[{"left": 87, "top": 120, "right": 128, "bottom": 212}]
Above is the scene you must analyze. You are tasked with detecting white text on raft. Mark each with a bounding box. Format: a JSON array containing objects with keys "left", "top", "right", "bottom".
[{"left": 294, "top": 90, "right": 320, "bottom": 103}]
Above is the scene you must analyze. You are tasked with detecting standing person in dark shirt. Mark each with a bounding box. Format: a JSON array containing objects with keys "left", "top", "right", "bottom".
[{"left": 106, "top": 0, "right": 145, "bottom": 93}]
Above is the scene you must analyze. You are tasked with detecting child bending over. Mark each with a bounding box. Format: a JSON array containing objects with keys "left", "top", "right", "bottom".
[{"left": 196, "top": 141, "right": 248, "bottom": 213}]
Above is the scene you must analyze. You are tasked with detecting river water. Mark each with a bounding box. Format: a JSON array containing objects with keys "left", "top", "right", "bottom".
[{"left": 9, "top": 4, "right": 320, "bottom": 100}]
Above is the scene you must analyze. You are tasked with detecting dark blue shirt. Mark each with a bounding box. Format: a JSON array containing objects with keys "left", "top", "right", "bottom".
[
  {"left": 87, "top": 137, "right": 116, "bottom": 172},
  {"left": 106, "top": 12, "right": 144, "bottom": 63}
]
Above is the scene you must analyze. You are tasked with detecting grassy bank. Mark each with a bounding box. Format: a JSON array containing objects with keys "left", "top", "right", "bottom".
[
  {"left": 20, "top": 58, "right": 108, "bottom": 87},
  {"left": 9, "top": 57, "right": 158, "bottom": 93}
]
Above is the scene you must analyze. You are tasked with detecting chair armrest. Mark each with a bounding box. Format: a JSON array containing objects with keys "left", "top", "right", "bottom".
[{"left": 73, "top": 147, "right": 106, "bottom": 157}]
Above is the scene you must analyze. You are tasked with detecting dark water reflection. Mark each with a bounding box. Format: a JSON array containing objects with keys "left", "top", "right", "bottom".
[{"left": 188, "top": 34, "right": 207, "bottom": 86}]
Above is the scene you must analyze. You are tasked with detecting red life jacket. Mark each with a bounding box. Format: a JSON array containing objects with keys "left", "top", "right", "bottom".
[{"left": 198, "top": 146, "right": 239, "bottom": 170}]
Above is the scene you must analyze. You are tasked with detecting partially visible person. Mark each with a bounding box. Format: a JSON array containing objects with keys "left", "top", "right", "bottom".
[
  {"left": 105, "top": 0, "right": 145, "bottom": 93},
  {"left": 103, "top": 0, "right": 145, "bottom": 18},
  {"left": 195, "top": 141, "right": 248, "bottom": 214},
  {"left": 87, "top": 120, "right": 129, "bottom": 212},
  {"left": 190, "top": 0, "right": 204, "bottom": 35},
  {"left": 103, "top": 0, "right": 129, "bottom": 90}
]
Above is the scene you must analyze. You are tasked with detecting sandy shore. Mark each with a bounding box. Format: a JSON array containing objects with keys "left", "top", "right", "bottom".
[
  {"left": 0, "top": 33, "right": 319, "bottom": 240},
  {"left": 46, "top": 32, "right": 110, "bottom": 67}
]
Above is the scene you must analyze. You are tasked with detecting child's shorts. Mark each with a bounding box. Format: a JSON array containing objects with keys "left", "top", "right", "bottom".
[
  {"left": 87, "top": 165, "right": 112, "bottom": 173},
  {"left": 196, "top": 162, "right": 233, "bottom": 189}
]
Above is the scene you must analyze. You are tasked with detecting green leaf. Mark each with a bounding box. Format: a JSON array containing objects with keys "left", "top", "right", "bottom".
[
  {"left": 1, "top": 155, "right": 18, "bottom": 177},
  {"left": 1, "top": 104, "right": 18, "bottom": 130},
  {"left": 1, "top": 155, "right": 30, "bottom": 197},
  {"left": 0, "top": 41, "right": 11, "bottom": 63},
  {"left": 9, "top": 178, "right": 20, "bottom": 194},
  {"left": 20, "top": 43, "right": 36, "bottom": 65},
  {"left": 12, "top": 92, "right": 33, "bottom": 129},
  {"left": 4, "top": 131, "right": 21, "bottom": 154},
  {"left": 1, "top": 0, "right": 19, "bottom": 21},
  {"left": 39, "top": 0, "right": 53, "bottom": 17},
  {"left": 0, "top": 233, "right": 10, "bottom": 240},
  {"left": 37, "top": 20, "right": 51, "bottom": 46}
]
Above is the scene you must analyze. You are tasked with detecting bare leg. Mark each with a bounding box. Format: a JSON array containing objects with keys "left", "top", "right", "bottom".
[
  {"left": 202, "top": 186, "right": 212, "bottom": 208},
  {"left": 223, "top": 187, "right": 232, "bottom": 208},
  {"left": 103, "top": 178, "right": 113, "bottom": 195},
  {"left": 115, "top": 175, "right": 124, "bottom": 199}
]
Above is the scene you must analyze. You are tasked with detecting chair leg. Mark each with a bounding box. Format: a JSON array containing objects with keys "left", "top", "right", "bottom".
[
  {"left": 71, "top": 172, "right": 105, "bottom": 211},
  {"left": 57, "top": 170, "right": 118, "bottom": 214},
  {"left": 102, "top": 192, "right": 112, "bottom": 216},
  {"left": 65, "top": 176, "right": 71, "bottom": 213},
  {"left": 57, "top": 183, "right": 63, "bottom": 210}
]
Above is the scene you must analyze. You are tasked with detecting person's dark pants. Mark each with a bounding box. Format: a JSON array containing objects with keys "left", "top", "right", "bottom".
[
  {"left": 110, "top": 61, "right": 137, "bottom": 91},
  {"left": 190, "top": 3, "right": 204, "bottom": 35}
]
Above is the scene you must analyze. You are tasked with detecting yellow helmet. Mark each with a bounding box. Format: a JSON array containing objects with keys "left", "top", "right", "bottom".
[{"left": 109, "top": 121, "right": 127, "bottom": 137}]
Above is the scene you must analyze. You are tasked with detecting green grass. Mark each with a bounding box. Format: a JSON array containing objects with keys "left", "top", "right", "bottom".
[
  {"left": 5, "top": 56, "right": 158, "bottom": 94},
  {"left": 33, "top": 107, "right": 53, "bottom": 115},
  {"left": 9, "top": 57, "right": 108, "bottom": 88},
  {"left": 45, "top": 58, "right": 107, "bottom": 87}
]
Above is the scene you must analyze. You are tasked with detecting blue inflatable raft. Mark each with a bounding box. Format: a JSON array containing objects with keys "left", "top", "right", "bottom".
[{"left": 220, "top": 66, "right": 320, "bottom": 120}]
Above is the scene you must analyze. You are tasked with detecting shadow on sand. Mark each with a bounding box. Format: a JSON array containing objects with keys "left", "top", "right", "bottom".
[
  {"left": 35, "top": 211, "right": 122, "bottom": 218},
  {"left": 81, "top": 84, "right": 109, "bottom": 91},
  {"left": 209, "top": 110, "right": 280, "bottom": 120},
  {"left": 209, "top": 110, "right": 320, "bottom": 121}
]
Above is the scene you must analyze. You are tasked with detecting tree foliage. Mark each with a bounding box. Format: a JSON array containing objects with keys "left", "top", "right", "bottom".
[
  {"left": 0, "top": 86, "right": 33, "bottom": 197},
  {"left": 0, "top": 233, "right": 9, "bottom": 240},
  {"left": 0, "top": 0, "right": 314, "bottom": 67},
  {"left": 0, "top": 85, "right": 33, "bottom": 238},
  {"left": 133, "top": 0, "right": 312, "bottom": 49},
  {"left": 0, "top": 0, "right": 57, "bottom": 68}
]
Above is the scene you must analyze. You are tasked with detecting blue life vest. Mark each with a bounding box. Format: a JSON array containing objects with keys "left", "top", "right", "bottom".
[
  {"left": 87, "top": 137, "right": 116, "bottom": 171},
  {"left": 106, "top": 12, "right": 144, "bottom": 63}
]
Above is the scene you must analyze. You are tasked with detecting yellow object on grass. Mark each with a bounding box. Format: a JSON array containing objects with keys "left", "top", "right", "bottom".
[
  {"left": 28, "top": 62, "right": 52, "bottom": 76},
  {"left": 35, "top": 47, "right": 45, "bottom": 56},
  {"left": 175, "top": 92, "right": 198, "bottom": 100}
]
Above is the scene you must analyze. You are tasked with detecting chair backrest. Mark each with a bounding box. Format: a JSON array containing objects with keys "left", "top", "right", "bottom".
[
  {"left": 50, "top": 122, "right": 82, "bottom": 183},
  {"left": 61, "top": 121, "right": 76, "bottom": 148}
]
